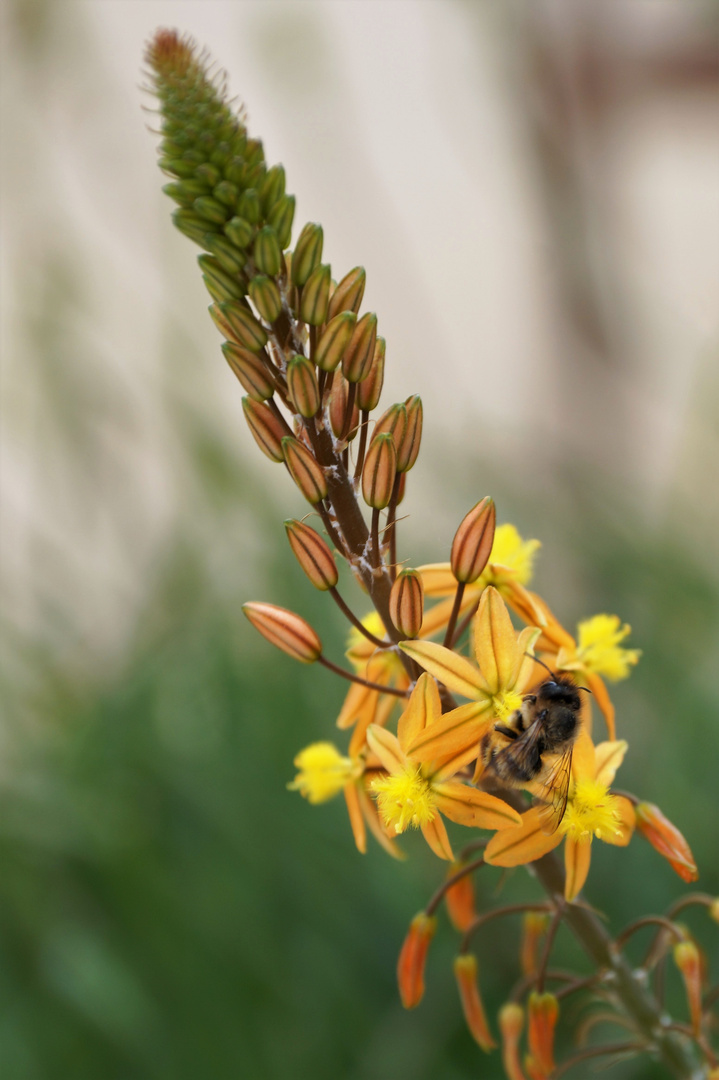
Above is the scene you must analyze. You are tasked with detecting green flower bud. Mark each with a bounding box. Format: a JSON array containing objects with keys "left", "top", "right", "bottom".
[
  {"left": 300, "top": 263, "right": 331, "bottom": 326},
  {"left": 198, "top": 254, "right": 245, "bottom": 301},
  {"left": 209, "top": 301, "right": 267, "bottom": 351},
  {"left": 237, "top": 188, "right": 262, "bottom": 225},
  {"left": 291, "top": 223, "right": 323, "bottom": 287},
  {"left": 249, "top": 275, "right": 282, "bottom": 324},
  {"left": 315, "top": 311, "right": 357, "bottom": 373},
  {"left": 253, "top": 226, "right": 282, "bottom": 278},
  {"left": 193, "top": 195, "right": 230, "bottom": 226},
  {"left": 172, "top": 209, "right": 216, "bottom": 246},
  {"left": 159, "top": 157, "right": 197, "bottom": 179},
  {"left": 327, "top": 266, "right": 366, "bottom": 320},
  {"left": 225, "top": 216, "right": 255, "bottom": 250},
  {"left": 162, "top": 179, "right": 209, "bottom": 206},
  {"left": 287, "top": 355, "right": 321, "bottom": 418},
  {"left": 213, "top": 179, "right": 239, "bottom": 208},
  {"left": 342, "top": 312, "right": 377, "bottom": 384},
  {"left": 260, "top": 164, "right": 286, "bottom": 213},
  {"left": 267, "top": 194, "right": 295, "bottom": 250},
  {"left": 195, "top": 162, "right": 221, "bottom": 187},
  {"left": 202, "top": 233, "right": 246, "bottom": 275}
]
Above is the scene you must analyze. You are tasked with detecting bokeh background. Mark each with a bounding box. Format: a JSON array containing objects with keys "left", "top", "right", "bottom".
[{"left": 2, "top": 1, "right": 718, "bottom": 1077}]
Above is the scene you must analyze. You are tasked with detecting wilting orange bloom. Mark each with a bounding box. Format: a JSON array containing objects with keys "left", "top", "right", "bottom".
[
  {"left": 368, "top": 673, "right": 521, "bottom": 860},
  {"left": 673, "top": 939, "right": 703, "bottom": 1034},
  {"left": 485, "top": 732, "right": 636, "bottom": 901},
  {"left": 397, "top": 912, "right": 436, "bottom": 1008},
  {"left": 399, "top": 587, "right": 539, "bottom": 775},
  {"left": 454, "top": 954, "right": 496, "bottom": 1051},
  {"left": 445, "top": 862, "right": 477, "bottom": 932},
  {"left": 635, "top": 802, "right": 699, "bottom": 883},
  {"left": 527, "top": 991, "right": 559, "bottom": 1076}
]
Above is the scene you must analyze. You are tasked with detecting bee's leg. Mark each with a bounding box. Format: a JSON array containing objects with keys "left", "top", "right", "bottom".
[
  {"left": 480, "top": 732, "right": 494, "bottom": 765},
  {"left": 494, "top": 724, "right": 519, "bottom": 741}
]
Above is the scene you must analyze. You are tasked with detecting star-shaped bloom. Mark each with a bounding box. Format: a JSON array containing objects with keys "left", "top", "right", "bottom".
[
  {"left": 398, "top": 587, "right": 540, "bottom": 773},
  {"left": 484, "top": 732, "right": 636, "bottom": 900},
  {"left": 368, "top": 673, "right": 522, "bottom": 860}
]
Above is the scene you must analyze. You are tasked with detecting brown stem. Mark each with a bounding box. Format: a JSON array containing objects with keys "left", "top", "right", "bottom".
[
  {"left": 318, "top": 655, "right": 408, "bottom": 697},
  {"left": 424, "top": 856, "right": 486, "bottom": 918},
  {"left": 536, "top": 900, "right": 566, "bottom": 993},
  {"left": 460, "top": 902, "right": 554, "bottom": 954},
  {"left": 371, "top": 508, "right": 381, "bottom": 570},
  {"left": 614, "top": 915, "right": 685, "bottom": 954},
  {"left": 340, "top": 381, "right": 357, "bottom": 442},
  {"left": 384, "top": 474, "right": 401, "bottom": 583},
  {"left": 353, "top": 410, "right": 370, "bottom": 482},
  {"left": 451, "top": 596, "right": 480, "bottom": 648},
  {"left": 328, "top": 587, "right": 388, "bottom": 650},
  {"left": 666, "top": 894, "right": 715, "bottom": 920},
  {"left": 554, "top": 1041, "right": 646, "bottom": 1078},
  {"left": 443, "top": 582, "right": 465, "bottom": 648}
]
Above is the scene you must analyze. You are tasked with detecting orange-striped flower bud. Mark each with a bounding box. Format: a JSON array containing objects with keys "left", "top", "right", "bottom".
[
  {"left": 374, "top": 403, "right": 408, "bottom": 453},
  {"left": 357, "top": 336, "right": 385, "bottom": 411},
  {"left": 299, "top": 263, "right": 331, "bottom": 326},
  {"left": 343, "top": 312, "right": 378, "bottom": 384},
  {"left": 499, "top": 1003, "right": 526, "bottom": 1080},
  {"left": 397, "top": 912, "right": 436, "bottom": 1009},
  {"left": 635, "top": 802, "right": 699, "bottom": 883},
  {"left": 249, "top": 274, "right": 282, "bottom": 324},
  {"left": 285, "top": 520, "right": 338, "bottom": 591},
  {"left": 527, "top": 992, "right": 558, "bottom": 1076},
  {"left": 329, "top": 376, "right": 359, "bottom": 441},
  {"left": 673, "top": 939, "right": 703, "bottom": 1034},
  {"left": 222, "top": 343, "right": 274, "bottom": 401},
  {"left": 450, "top": 496, "right": 496, "bottom": 584},
  {"left": 211, "top": 300, "right": 267, "bottom": 351},
  {"left": 242, "top": 397, "right": 286, "bottom": 462},
  {"left": 520, "top": 912, "right": 550, "bottom": 978},
  {"left": 315, "top": 311, "right": 357, "bottom": 373},
  {"left": 282, "top": 436, "right": 328, "bottom": 504},
  {"left": 362, "top": 433, "right": 397, "bottom": 510},
  {"left": 242, "top": 601, "right": 322, "bottom": 663},
  {"left": 454, "top": 955, "right": 496, "bottom": 1051},
  {"left": 398, "top": 394, "right": 423, "bottom": 472},
  {"left": 203, "top": 233, "right": 245, "bottom": 275},
  {"left": 389, "top": 570, "right": 424, "bottom": 638},
  {"left": 287, "top": 355, "right": 321, "bottom": 418},
  {"left": 444, "top": 862, "right": 476, "bottom": 932},
  {"left": 327, "top": 265, "right": 366, "bottom": 320},
  {"left": 267, "top": 192, "right": 295, "bottom": 249},
  {"left": 291, "top": 222, "right": 323, "bottom": 287}
]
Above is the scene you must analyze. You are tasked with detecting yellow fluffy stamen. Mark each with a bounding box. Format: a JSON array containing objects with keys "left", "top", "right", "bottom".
[
  {"left": 561, "top": 779, "right": 621, "bottom": 842},
  {"left": 372, "top": 766, "right": 436, "bottom": 834},
  {"left": 288, "top": 742, "right": 355, "bottom": 804},
  {"left": 575, "top": 614, "right": 641, "bottom": 681},
  {"left": 492, "top": 690, "right": 523, "bottom": 722}
]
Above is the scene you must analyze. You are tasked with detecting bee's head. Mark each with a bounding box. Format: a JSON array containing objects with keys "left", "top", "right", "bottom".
[{"left": 539, "top": 678, "right": 581, "bottom": 712}]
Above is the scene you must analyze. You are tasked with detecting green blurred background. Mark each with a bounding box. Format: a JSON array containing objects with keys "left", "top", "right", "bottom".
[{"left": 2, "top": 1, "right": 718, "bottom": 1077}]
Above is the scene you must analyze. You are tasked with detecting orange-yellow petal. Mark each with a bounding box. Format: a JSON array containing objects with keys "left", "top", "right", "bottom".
[
  {"left": 398, "top": 672, "right": 441, "bottom": 751},
  {"left": 407, "top": 700, "right": 492, "bottom": 763},
  {"left": 421, "top": 813, "right": 454, "bottom": 860},
  {"left": 571, "top": 728, "right": 596, "bottom": 783},
  {"left": 584, "top": 671, "right": 616, "bottom": 740},
  {"left": 473, "top": 587, "right": 519, "bottom": 694},
  {"left": 564, "top": 835, "right": 592, "bottom": 900},
  {"left": 600, "top": 795, "right": 635, "bottom": 847},
  {"left": 485, "top": 807, "right": 563, "bottom": 867},
  {"left": 593, "top": 740, "right": 628, "bottom": 788},
  {"left": 344, "top": 782, "right": 366, "bottom": 854},
  {"left": 366, "top": 724, "right": 407, "bottom": 775},
  {"left": 400, "top": 639, "right": 486, "bottom": 699},
  {"left": 433, "top": 782, "right": 522, "bottom": 830}
]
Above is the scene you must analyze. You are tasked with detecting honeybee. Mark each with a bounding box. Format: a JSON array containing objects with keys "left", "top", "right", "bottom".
[{"left": 480, "top": 667, "right": 586, "bottom": 834}]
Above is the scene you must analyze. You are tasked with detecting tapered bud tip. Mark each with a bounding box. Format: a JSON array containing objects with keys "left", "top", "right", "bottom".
[
  {"left": 362, "top": 432, "right": 397, "bottom": 510},
  {"left": 635, "top": 802, "right": 699, "bottom": 882},
  {"left": 453, "top": 954, "right": 496, "bottom": 1051},
  {"left": 282, "top": 437, "right": 328, "bottom": 505},
  {"left": 451, "top": 497, "right": 496, "bottom": 584},
  {"left": 673, "top": 939, "right": 703, "bottom": 1035},
  {"left": 397, "top": 913, "right": 436, "bottom": 1009},
  {"left": 500, "top": 1003, "right": 524, "bottom": 1038},
  {"left": 242, "top": 602, "right": 322, "bottom": 663},
  {"left": 285, "top": 519, "right": 338, "bottom": 590},
  {"left": 389, "top": 570, "right": 424, "bottom": 639}
]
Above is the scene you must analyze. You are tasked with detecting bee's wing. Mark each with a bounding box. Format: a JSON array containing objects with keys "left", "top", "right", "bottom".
[
  {"left": 535, "top": 747, "right": 573, "bottom": 835},
  {"left": 493, "top": 718, "right": 544, "bottom": 776}
]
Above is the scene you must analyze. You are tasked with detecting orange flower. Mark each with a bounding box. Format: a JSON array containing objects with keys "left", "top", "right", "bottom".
[
  {"left": 368, "top": 674, "right": 521, "bottom": 860},
  {"left": 485, "top": 732, "right": 636, "bottom": 901},
  {"left": 399, "top": 587, "right": 539, "bottom": 771}
]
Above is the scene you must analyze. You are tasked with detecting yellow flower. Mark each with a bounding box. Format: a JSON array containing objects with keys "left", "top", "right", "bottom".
[
  {"left": 568, "top": 614, "right": 641, "bottom": 682},
  {"left": 288, "top": 742, "right": 356, "bottom": 803},
  {"left": 398, "top": 587, "right": 539, "bottom": 772},
  {"left": 484, "top": 732, "right": 636, "bottom": 901},
  {"left": 368, "top": 674, "right": 521, "bottom": 860}
]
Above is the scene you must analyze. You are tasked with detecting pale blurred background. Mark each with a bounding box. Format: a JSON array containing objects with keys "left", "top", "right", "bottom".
[{"left": 1, "top": 2, "right": 718, "bottom": 1078}]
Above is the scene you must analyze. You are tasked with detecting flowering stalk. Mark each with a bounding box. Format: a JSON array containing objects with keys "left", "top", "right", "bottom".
[{"left": 145, "top": 31, "right": 715, "bottom": 1078}]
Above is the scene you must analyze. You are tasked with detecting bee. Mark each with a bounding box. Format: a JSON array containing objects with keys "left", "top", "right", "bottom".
[{"left": 480, "top": 665, "right": 587, "bottom": 834}]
